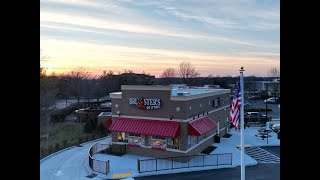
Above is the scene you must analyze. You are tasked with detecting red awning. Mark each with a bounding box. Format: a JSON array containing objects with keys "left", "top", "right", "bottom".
[
  {"left": 104, "top": 117, "right": 112, "bottom": 128},
  {"left": 109, "top": 117, "right": 180, "bottom": 138},
  {"left": 188, "top": 116, "right": 217, "bottom": 136}
]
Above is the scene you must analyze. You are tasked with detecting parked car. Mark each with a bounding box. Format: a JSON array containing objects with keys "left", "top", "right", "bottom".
[
  {"left": 272, "top": 124, "right": 280, "bottom": 132},
  {"left": 264, "top": 97, "right": 280, "bottom": 104},
  {"left": 244, "top": 112, "right": 272, "bottom": 124}
]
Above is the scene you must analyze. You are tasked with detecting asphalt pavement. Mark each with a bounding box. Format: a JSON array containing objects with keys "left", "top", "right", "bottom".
[
  {"left": 245, "top": 99, "right": 280, "bottom": 119},
  {"left": 136, "top": 147, "right": 280, "bottom": 180}
]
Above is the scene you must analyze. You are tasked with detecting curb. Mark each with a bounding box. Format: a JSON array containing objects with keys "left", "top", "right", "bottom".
[
  {"left": 40, "top": 136, "right": 108, "bottom": 164},
  {"left": 80, "top": 136, "right": 108, "bottom": 146},
  {"left": 40, "top": 146, "right": 76, "bottom": 164}
]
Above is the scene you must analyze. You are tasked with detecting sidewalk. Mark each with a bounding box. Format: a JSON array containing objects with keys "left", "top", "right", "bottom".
[{"left": 89, "top": 127, "right": 280, "bottom": 179}]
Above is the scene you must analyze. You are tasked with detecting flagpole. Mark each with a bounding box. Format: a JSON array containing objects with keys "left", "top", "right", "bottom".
[{"left": 240, "top": 66, "right": 245, "bottom": 180}]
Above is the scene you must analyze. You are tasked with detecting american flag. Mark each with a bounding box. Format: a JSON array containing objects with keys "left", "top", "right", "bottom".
[{"left": 230, "top": 81, "right": 241, "bottom": 129}]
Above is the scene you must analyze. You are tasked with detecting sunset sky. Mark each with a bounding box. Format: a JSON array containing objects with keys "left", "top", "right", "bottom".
[{"left": 40, "top": 0, "right": 280, "bottom": 77}]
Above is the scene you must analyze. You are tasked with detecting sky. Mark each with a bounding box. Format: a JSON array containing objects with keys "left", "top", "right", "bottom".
[{"left": 40, "top": 0, "right": 280, "bottom": 78}]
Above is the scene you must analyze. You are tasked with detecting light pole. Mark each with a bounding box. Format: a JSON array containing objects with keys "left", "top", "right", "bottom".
[
  {"left": 265, "top": 83, "right": 268, "bottom": 123},
  {"left": 65, "top": 79, "right": 68, "bottom": 107}
]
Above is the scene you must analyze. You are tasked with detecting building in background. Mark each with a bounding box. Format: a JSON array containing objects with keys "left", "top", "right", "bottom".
[{"left": 109, "top": 85, "right": 231, "bottom": 158}]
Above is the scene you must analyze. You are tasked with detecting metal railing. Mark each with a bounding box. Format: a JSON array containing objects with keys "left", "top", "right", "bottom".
[
  {"left": 88, "top": 143, "right": 110, "bottom": 175},
  {"left": 138, "top": 153, "right": 232, "bottom": 173}
]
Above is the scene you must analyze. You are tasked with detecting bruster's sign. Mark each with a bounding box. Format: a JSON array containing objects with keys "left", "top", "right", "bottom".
[{"left": 129, "top": 97, "right": 161, "bottom": 110}]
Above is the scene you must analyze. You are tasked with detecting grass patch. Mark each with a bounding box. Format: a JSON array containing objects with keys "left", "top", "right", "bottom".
[
  {"left": 201, "top": 146, "right": 217, "bottom": 155},
  {"left": 40, "top": 121, "right": 100, "bottom": 149}
]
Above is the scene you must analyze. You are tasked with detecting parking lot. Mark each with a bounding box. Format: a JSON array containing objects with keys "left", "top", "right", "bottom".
[{"left": 245, "top": 99, "right": 280, "bottom": 119}]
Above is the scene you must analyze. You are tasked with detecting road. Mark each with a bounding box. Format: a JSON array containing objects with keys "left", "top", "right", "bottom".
[
  {"left": 40, "top": 138, "right": 109, "bottom": 180},
  {"left": 136, "top": 146, "right": 280, "bottom": 180}
]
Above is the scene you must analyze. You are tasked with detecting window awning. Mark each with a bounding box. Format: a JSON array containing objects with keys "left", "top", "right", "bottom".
[
  {"left": 188, "top": 116, "right": 217, "bottom": 136},
  {"left": 109, "top": 117, "right": 180, "bottom": 138}
]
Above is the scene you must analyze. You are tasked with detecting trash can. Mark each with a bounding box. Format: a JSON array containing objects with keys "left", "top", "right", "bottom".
[
  {"left": 230, "top": 123, "right": 234, "bottom": 129},
  {"left": 214, "top": 135, "right": 220, "bottom": 143},
  {"left": 277, "top": 131, "right": 280, "bottom": 139}
]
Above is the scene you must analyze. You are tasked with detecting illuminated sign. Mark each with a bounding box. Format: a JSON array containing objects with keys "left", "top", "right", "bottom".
[{"left": 129, "top": 97, "right": 161, "bottom": 110}]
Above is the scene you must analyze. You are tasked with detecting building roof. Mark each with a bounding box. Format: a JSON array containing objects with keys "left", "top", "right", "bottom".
[
  {"left": 171, "top": 88, "right": 223, "bottom": 96},
  {"left": 110, "top": 85, "right": 230, "bottom": 99},
  {"left": 109, "top": 117, "right": 180, "bottom": 138}
]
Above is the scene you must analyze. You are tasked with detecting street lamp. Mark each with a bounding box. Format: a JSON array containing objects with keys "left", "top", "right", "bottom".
[{"left": 65, "top": 79, "right": 68, "bottom": 107}]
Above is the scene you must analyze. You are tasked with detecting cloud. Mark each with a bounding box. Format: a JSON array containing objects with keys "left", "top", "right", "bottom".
[
  {"left": 41, "top": 11, "right": 278, "bottom": 48},
  {"left": 41, "top": 0, "right": 117, "bottom": 9},
  {"left": 130, "top": 0, "right": 279, "bottom": 30}
]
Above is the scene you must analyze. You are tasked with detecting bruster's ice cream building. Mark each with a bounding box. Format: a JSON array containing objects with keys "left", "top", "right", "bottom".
[{"left": 109, "top": 85, "right": 230, "bottom": 158}]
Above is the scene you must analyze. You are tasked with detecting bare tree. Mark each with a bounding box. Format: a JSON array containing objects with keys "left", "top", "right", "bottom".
[
  {"left": 124, "top": 69, "right": 134, "bottom": 73},
  {"left": 268, "top": 67, "right": 280, "bottom": 98},
  {"left": 179, "top": 61, "right": 200, "bottom": 84},
  {"left": 40, "top": 50, "right": 57, "bottom": 142},
  {"left": 100, "top": 70, "right": 114, "bottom": 79},
  {"left": 65, "top": 67, "right": 91, "bottom": 105},
  {"left": 161, "top": 68, "right": 175, "bottom": 78},
  {"left": 268, "top": 67, "right": 280, "bottom": 78},
  {"left": 161, "top": 68, "right": 175, "bottom": 85},
  {"left": 40, "top": 49, "right": 47, "bottom": 77}
]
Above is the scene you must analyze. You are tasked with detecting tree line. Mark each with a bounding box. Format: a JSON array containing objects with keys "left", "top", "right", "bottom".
[{"left": 40, "top": 49, "right": 279, "bottom": 127}]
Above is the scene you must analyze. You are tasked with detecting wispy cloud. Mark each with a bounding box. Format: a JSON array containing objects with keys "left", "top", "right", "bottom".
[
  {"left": 127, "top": 0, "right": 279, "bottom": 31},
  {"left": 41, "top": 11, "right": 278, "bottom": 49},
  {"left": 41, "top": 38, "right": 279, "bottom": 77},
  {"left": 40, "top": 0, "right": 279, "bottom": 77}
]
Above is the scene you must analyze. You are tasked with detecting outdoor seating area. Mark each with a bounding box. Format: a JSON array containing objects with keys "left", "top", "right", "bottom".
[{"left": 255, "top": 127, "right": 272, "bottom": 140}]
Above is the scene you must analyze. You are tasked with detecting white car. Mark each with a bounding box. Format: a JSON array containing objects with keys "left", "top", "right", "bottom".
[
  {"left": 272, "top": 124, "right": 280, "bottom": 132},
  {"left": 264, "top": 97, "right": 279, "bottom": 104}
]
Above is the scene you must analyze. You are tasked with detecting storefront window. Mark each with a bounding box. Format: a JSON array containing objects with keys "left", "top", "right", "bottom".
[
  {"left": 198, "top": 134, "right": 205, "bottom": 142},
  {"left": 150, "top": 136, "right": 166, "bottom": 148},
  {"left": 188, "top": 135, "right": 198, "bottom": 148},
  {"left": 128, "top": 134, "right": 144, "bottom": 146},
  {"left": 118, "top": 132, "right": 128, "bottom": 143},
  {"left": 167, "top": 137, "right": 179, "bottom": 149}
]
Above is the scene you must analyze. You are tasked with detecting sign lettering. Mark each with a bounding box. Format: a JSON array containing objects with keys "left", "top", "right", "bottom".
[{"left": 129, "top": 97, "right": 161, "bottom": 110}]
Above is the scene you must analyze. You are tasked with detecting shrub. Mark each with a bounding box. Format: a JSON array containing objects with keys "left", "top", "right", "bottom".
[
  {"left": 62, "top": 139, "right": 68, "bottom": 148},
  {"left": 55, "top": 143, "right": 60, "bottom": 151},
  {"left": 84, "top": 122, "right": 93, "bottom": 133},
  {"left": 97, "top": 123, "right": 106, "bottom": 135},
  {"left": 48, "top": 145, "right": 53, "bottom": 154}
]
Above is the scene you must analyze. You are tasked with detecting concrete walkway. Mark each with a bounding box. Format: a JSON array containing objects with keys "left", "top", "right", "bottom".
[
  {"left": 40, "top": 127, "right": 280, "bottom": 180},
  {"left": 40, "top": 137, "right": 110, "bottom": 180}
]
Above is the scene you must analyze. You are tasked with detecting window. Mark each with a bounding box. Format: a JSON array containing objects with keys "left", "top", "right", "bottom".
[
  {"left": 152, "top": 136, "right": 165, "bottom": 140},
  {"left": 198, "top": 133, "right": 207, "bottom": 142},
  {"left": 118, "top": 132, "right": 128, "bottom": 143},
  {"left": 128, "top": 133, "right": 141, "bottom": 137},
  {"left": 167, "top": 138, "right": 179, "bottom": 149},
  {"left": 150, "top": 136, "right": 166, "bottom": 148},
  {"left": 188, "top": 135, "right": 198, "bottom": 148},
  {"left": 128, "top": 134, "right": 144, "bottom": 146}
]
